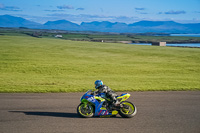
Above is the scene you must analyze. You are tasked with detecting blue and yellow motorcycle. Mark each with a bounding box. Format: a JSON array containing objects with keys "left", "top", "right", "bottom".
[{"left": 77, "top": 90, "right": 137, "bottom": 118}]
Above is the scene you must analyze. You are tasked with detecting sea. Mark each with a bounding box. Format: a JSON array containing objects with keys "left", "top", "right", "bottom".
[
  {"left": 131, "top": 34, "right": 200, "bottom": 48},
  {"left": 131, "top": 43, "right": 200, "bottom": 48},
  {"left": 170, "top": 34, "right": 200, "bottom": 37}
]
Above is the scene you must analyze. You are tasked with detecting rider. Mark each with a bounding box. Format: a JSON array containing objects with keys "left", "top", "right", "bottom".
[{"left": 93, "top": 80, "right": 120, "bottom": 110}]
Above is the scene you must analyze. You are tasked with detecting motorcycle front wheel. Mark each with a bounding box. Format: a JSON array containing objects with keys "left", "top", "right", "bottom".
[
  {"left": 77, "top": 103, "right": 94, "bottom": 118},
  {"left": 119, "top": 101, "right": 137, "bottom": 118}
]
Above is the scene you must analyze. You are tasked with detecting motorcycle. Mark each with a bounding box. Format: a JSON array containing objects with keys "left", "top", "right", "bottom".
[{"left": 77, "top": 90, "right": 137, "bottom": 118}]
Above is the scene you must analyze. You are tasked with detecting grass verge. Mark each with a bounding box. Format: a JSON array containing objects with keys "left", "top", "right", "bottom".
[{"left": 0, "top": 35, "right": 200, "bottom": 92}]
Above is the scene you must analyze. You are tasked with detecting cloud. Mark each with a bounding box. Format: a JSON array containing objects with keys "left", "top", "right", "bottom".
[
  {"left": 76, "top": 8, "right": 84, "bottom": 11},
  {"left": 139, "top": 12, "right": 148, "bottom": 14},
  {"left": 44, "top": 9, "right": 64, "bottom": 12},
  {"left": 0, "top": 3, "right": 22, "bottom": 11},
  {"left": 134, "top": 7, "right": 148, "bottom": 14},
  {"left": 160, "top": 10, "right": 186, "bottom": 15},
  {"left": 57, "top": 5, "right": 74, "bottom": 9},
  {"left": 135, "top": 8, "right": 145, "bottom": 11},
  {"left": 1, "top": 6, "right": 21, "bottom": 11}
]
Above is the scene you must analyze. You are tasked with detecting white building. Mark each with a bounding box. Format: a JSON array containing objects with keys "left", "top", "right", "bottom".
[{"left": 55, "top": 35, "right": 63, "bottom": 38}]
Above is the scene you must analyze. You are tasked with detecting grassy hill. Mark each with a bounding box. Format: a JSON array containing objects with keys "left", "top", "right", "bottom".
[{"left": 0, "top": 35, "right": 200, "bottom": 92}]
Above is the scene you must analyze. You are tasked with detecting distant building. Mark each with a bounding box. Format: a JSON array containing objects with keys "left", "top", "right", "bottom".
[
  {"left": 152, "top": 42, "right": 166, "bottom": 46},
  {"left": 55, "top": 35, "right": 63, "bottom": 38}
]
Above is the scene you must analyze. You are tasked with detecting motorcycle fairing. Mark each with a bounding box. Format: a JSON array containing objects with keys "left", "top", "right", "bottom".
[
  {"left": 80, "top": 91, "right": 117, "bottom": 116},
  {"left": 116, "top": 93, "right": 130, "bottom": 102}
]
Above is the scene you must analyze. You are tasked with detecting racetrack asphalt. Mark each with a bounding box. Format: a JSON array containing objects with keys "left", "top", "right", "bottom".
[{"left": 0, "top": 91, "right": 200, "bottom": 133}]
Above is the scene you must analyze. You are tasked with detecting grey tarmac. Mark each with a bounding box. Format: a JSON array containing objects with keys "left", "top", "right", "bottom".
[{"left": 0, "top": 91, "right": 200, "bottom": 133}]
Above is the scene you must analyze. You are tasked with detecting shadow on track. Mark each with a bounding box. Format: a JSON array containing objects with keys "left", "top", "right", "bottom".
[
  {"left": 10, "top": 111, "right": 79, "bottom": 118},
  {"left": 9, "top": 111, "right": 122, "bottom": 118}
]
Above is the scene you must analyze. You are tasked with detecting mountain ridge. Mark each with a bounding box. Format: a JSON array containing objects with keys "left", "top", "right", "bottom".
[
  {"left": 0, "top": 15, "right": 200, "bottom": 33},
  {"left": 0, "top": 15, "right": 42, "bottom": 28}
]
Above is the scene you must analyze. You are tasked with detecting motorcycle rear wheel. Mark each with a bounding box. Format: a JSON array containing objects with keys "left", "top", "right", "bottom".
[
  {"left": 119, "top": 101, "right": 137, "bottom": 118},
  {"left": 77, "top": 103, "right": 94, "bottom": 118}
]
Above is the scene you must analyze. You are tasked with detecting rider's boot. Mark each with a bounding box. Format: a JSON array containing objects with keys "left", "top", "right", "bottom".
[{"left": 114, "top": 100, "right": 120, "bottom": 106}]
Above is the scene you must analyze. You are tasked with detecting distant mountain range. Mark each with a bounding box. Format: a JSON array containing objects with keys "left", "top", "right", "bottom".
[{"left": 0, "top": 15, "right": 200, "bottom": 33}]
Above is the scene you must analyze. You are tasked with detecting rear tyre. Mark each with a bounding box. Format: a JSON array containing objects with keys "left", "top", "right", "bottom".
[
  {"left": 77, "top": 103, "right": 94, "bottom": 118},
  {"left": 119, "top": 101, "right": 137, "bottom": 118}
]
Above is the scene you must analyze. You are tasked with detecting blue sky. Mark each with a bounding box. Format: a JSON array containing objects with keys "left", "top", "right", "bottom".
[{"left": 0, "top": 0, "right": 200, "bottom": 24}]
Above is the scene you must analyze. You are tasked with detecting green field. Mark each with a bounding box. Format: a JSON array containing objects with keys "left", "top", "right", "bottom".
[{"left": 0, "top": 35, "right": 200, "bottom": 92}]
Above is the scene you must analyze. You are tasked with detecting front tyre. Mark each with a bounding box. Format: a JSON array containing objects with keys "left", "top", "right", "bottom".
[
  {"left": 77, "top": 103, "right": 94, "bottom": 118},
  {"left": 119, "top": 101, "right": 137, "bottom": 118}
]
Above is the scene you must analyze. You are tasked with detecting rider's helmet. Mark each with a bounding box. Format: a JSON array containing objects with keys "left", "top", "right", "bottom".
[{"left": 94, "top": 80, "right": 103, "bottom": 89}]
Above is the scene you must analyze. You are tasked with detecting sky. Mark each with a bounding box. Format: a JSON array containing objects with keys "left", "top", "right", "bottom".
[{"left": 0, "top": 0, "right": 200, "bottom": 24}]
